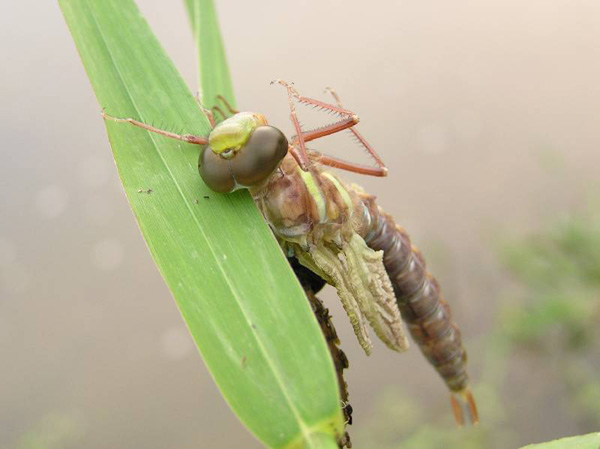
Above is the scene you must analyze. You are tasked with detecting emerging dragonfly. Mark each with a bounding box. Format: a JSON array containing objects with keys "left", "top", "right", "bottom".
[{"left": 102, "top": 80, "right": 479, "bottom": 426}]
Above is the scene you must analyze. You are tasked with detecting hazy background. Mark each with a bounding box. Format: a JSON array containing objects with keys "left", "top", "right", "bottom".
[{"left": 1, "top": 1, "right": 600, "bottom": 448}]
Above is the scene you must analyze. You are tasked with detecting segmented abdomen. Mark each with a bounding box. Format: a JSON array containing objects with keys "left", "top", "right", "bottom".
[{"left": 358, "top": 193, "right": 469, "bottom": 393}]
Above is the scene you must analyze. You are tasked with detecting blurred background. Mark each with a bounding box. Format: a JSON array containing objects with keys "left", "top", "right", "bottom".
[{"left": 1, "top": 1, "right": 600, "bottom": 448}]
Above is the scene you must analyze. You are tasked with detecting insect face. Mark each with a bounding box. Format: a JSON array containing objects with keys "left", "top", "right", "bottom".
[{"left": 199, "top": 113, "right": 288, "bottom": 193}]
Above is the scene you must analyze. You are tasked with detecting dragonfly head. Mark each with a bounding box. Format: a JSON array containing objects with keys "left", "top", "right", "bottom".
[{"left": 199, "top": 112, "right": 288, "bottom": 193}]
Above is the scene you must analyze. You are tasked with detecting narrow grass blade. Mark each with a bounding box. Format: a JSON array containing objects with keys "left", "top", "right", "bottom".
[
  {"left": 519, "top": 433, "right": 600, "bottom": 449},
  {"left": 59, "top": 0, "right": 343, "bottom": 447},
  {"left": 183, "top": 0, "right": 235, "bottom": 110}
]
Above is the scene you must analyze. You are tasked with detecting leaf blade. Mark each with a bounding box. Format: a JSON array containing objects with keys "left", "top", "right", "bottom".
[
  {"left": 59, "top": 0, "right": 343, "bottom": 447},
  {"left": 183, "top": 0, "right": 236, "bottom": 110},
  {"left": 519, "top": 433, "right": 600, "bottom": 449}
]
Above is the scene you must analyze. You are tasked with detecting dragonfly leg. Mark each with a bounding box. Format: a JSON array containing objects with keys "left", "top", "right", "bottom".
[
  {"left": 216, "top": 95, "right": 239, "bottom": 115},
  {"left": 317, "top": 154, "right": 388, "bottom": 177},
  {"left": 194, "top": 91, "right": 217, "bottom": 128},
  {"left": 211, "top": 105, "right": 228, "bottom": 122},
  {"left": 288, "top": 115, "right": 311, "bottom": 171},
  {"left": 273, "top": 79, "right": 359, "bottom": 143},
  {"left": 271, "top": 80, "right": 311, "bottom": 170},
  {"left": 272, "top": 81, "right": 388, "bottom": 176},
  {"left": 101, "top": 110, "right": 208, "bottom": 145},
  {"left": 322, "top": 87, "right": 388, "bottom": 176},
  {"left": 323, "top": 87, "right": 345, "bottom": 108},
  {"left": 203, "top": 107, "right": 217, "bottom": 129},
  {"left": 271, "top": 79, "right": 359, "bottom": 171},
  {"left": 210, "top": 97, "right": 238, "bottom": 122}
]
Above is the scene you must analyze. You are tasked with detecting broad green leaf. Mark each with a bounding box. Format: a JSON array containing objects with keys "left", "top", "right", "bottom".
[
  {"left": 183, "top": 0, "right": 236, "bottom": 111},
  {"left": 59, "top": 1, "right": 343, "bottom": 448},
  {"left": 519, "top": 433, "right": 600, "bottom": 449}
]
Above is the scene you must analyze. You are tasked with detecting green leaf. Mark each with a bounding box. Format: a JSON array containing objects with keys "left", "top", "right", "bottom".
[
  {"left": 59, "top": 1, "right": 343, "bottom": 448},
  {"left": 183, "top": 0, "right": 236, "bottom": 111},
  {"left": 519, "top": 433, "right": 600, "bottom": 449}
]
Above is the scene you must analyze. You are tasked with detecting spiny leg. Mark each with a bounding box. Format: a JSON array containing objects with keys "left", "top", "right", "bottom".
[
  {"left": 216, "top": 95, "right": 239, "bottom": 115},
  {"left": 101, "top": 110, "right": 208, "bottom": 145},
  {"left": 325, "top": 87, "right": 385, "bottom": 168},
  {"left": 273, "top": 80, "right": 357, "bottom": 118},
  {"left": 321, "top": 86, "right": 388, "bottom": 176},
  {"left": 209, "top": 95, "right": 239, "bottom": 122},
  {"left": 271, "top": 80, "right": 311, "bottom": 170},
  {"left": 211, "top": 105, "right": 228, "bottom": 122},
  {"left": 271, "top": 79, "right": 360, "bottom": 171},
  {"left": 272, "top": 80, "right": 387, "bottom": 176},
  {"left": 194, "top": 91, "right": 217, "bottom": 128},
  {"left": 273, "top": 79, "right": 359, "bottom": 141},
  {"left": 202, "top": 107, "right": 217, "bottom": 128},
  {"left": 316, "top": 154, "right": 388, "bottom": 177}
]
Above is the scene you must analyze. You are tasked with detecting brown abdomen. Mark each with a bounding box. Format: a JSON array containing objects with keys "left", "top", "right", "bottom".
[{"left": 358, "top": 193, "right": 469, "bottom": 393}]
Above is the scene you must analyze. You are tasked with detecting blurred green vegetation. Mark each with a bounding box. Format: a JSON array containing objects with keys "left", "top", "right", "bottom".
[
  {"left": 13, "top": 412, "right": 84, "bottom": 449},
  {"left": 356, "top": 206, "right": 600, "bottom": 448}
]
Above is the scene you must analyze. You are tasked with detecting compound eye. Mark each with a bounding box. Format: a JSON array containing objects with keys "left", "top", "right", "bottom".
[
  {"left": 198, "top": 146, "right": 236, "bottom": 193},
  {"left": 230, "top": 126, "right": 288, "bottom": 187}
]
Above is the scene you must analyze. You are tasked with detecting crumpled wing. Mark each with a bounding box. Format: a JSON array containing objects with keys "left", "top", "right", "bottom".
[{"left": 294, "top": 233, "right": 409, "bottom": 355}]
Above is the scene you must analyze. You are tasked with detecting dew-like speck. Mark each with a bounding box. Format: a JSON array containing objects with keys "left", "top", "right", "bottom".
[
  {"left": 91, "top": 238, "right": 124, "bottom": 271},
  {"left": 159, "top": 326, "right": 193, "bottom": 360},
  {"left": 34, "top": 185, "right": 69, "bottom": 219},
  {"left": 78, "top": 156, "right": 113, "bottom": 189}
]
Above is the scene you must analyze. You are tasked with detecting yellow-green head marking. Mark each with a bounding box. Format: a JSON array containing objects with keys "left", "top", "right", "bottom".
[
  {"left": 208, "top": 112, "right": 267, "bottom": 158},
  {"left": 199, "top": 112, "right": 289, "bottom": 193}
]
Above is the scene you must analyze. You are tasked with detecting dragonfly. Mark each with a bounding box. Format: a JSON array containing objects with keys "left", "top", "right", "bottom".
[{"left": 102, "top": 80, "right": 479, "bottom": 426}]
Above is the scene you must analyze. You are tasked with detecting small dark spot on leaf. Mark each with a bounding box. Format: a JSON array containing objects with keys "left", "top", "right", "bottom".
[
  {"left": 241, "top": 355, "right": 247, "bottom": 367},
  {"left": 194, "top": 199, "right": 199, "bottom": 204},
  {"left": 137, "top": 189, "right": 153, "bottom": 194},
  {"left": 203, "top": 195, "right": 210, "bottom": 199}
]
